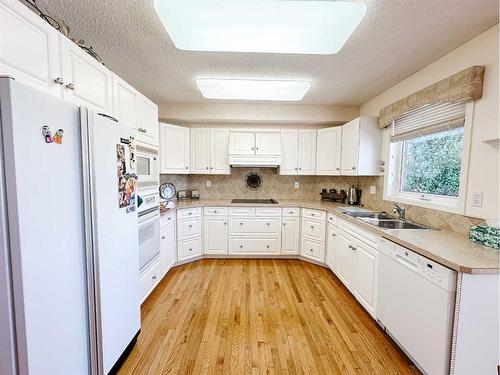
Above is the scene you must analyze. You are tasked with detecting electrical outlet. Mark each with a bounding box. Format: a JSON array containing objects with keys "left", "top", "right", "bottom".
[
  {"left": 471, "top": 192, "right": 483, "bottom": 207},
  {"left": 294, "top": 181, "right": 300, "bottom": 189},
  {"left": 369, "top": 185, "right": 376, "bottom": 194},
  {"left": 206, "top": 180, "right": 211, "bottom": 188}
]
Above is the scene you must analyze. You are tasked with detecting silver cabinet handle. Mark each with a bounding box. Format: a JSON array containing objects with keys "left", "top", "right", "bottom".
[
  {"left": 295, "top": 167, "right": 298, "bottom": 171},
  {"left": 213, "top": 210, "right": 217, "bottom": 213},
  {"left": 53, "top": 77, "right": 64, "bottom": 85},
  {"left": 336, "top": 167, "right": 340, "bottom": 171},
  {"left": 161, "top": 236, "right": 166, "bottom": 239},
  {"left": 251, "top": 147, "right": 255, "bottom": 150},
  {"left": 185, "top": 166, "right": 189, "bottom": 169},
  {"left": 206, "top": 166, "right": 209, "bottom": 169},
  {"left": 311, "top": 213, "right": 315, "bottom": 216},
  {"left": 138, "top": 128, "right": 147, "bottom": 133},
  {"left": 380, "top": 167, "right": 385, "bottom": 172},
  {"left": 348, "top": 245, "right": 352, "bottom": 249},
  {"left": 210, "top": 167, "right": 213, "bottom": 170},
  {"left": 332, "top": 233, "right": 336, "bottom": 237},
  {"left": 65, "top": 83, "right": 75, "bottom": 90},
  {"left": 240, "top": 245, "right": 243, "bottom": 248},
  {"left": 352, "top": 166, "right": 356, "bottom": 170},
  {"left": 256, "top": 147, "right": 259, "bottom": 150},
  {"left": 189, "top": 248, "right": 192, "bottom": 251},
  {"left": 283, "top": 223, "right": 286, "bottom": 226},
  {"left": 299, "top": 167, "right": 302, "bottom": 170},
  {"left": 167, "top": 217, "right": 171, "bottom": 221},
  {"left": 152, "top": 275, "right": 157, "bottom": 280},
  {"left": 224, "top": 222, "right": 227, "bottom": 225},
  {"left": 240, "top": 222, "right": 243, "bottom": 225},
  {"left": 379, "top": 160, "right": 385, "bottom": 166},
  {"left": 266, "top": 245, "right": 270, "bottom": 249},
  {"left": 188, "top": 212, "right": 192, "bottom": 215},
  {"left": 309, "top": 249, "right": 314, "bottom": 252},
  {"left": 188, "top": 224, "right": 192, "bottom": 228},
  {"left": 266, "top": 223, "right": 270, "bottom": 226},
  {"left": 310, "top": 225, "right": 314, "bottom": 229}
]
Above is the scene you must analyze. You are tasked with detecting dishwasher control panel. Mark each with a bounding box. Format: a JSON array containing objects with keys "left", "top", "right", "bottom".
[{"left": 379, "top": 238, "right": 457, "bottom": 292}]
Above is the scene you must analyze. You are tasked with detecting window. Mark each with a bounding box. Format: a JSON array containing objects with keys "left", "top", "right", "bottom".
[{"left": 384, "top": 101, "right": 472, "bottom": 213}]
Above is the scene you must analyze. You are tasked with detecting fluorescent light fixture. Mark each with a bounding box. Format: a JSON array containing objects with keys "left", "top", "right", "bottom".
[
  {"left": 196, "top": 79, "right": 310, "bottom": 101},
  {"left": 153, "top": 0, "right": 367, "bottom": 54}
]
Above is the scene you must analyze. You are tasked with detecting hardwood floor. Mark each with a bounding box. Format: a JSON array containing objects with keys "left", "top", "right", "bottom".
[{"left": 119, "top": 259, "right": 420, "bottom": 375}]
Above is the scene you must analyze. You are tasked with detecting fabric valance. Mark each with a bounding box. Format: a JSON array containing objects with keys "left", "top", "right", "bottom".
[{"left": 378, "top": 65, "right": 485, "bottom": 128}]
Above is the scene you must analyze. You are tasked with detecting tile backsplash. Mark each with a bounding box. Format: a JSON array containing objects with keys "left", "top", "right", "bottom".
[{"left": 161, "top": 168, "right": 482, "bottom": 235}]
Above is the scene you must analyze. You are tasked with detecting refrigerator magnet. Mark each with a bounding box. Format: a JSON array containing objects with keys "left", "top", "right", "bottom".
[
  {"left": 53, "top": 129, "right": 64, "bottom": 144},
  {"left": 42, "top": 126, "right": 53, "bottom": 143}
]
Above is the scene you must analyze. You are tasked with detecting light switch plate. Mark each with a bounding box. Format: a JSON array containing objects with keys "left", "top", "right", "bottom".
[
  {"left": 294, "top": 181, "right": 300, "bottom": 189},
  {"left": 471, "top": 192, "right": 483, "bottom": 207},
  {"left": 369, "top": 185, "right": 376, "bottom": 194},
  {"left": 206, "top": 180, "right": 211, "bottom": 188}
]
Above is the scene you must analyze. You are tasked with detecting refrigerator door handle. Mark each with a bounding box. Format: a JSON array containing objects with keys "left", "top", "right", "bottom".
[{"left": 97, "top": 113, "right": 118, "bottom": 123}]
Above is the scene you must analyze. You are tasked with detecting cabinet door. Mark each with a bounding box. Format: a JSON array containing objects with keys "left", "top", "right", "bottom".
[
  {"left": 353, "top": 241, "right": 378, "bottom": 317},
  {"left": 113, "top": 75, "right": 138, "bottom": 129},
  {"left": 203, "top": 217, "right": 228, "bottom": 254},
  {"left": 326, "top": 225, "right": 336, "bottom": 271},
  {"left": 0, "top": 0, "right": 62, "bottom": 97},
  {"left": 137, "top": 95, "right": 159, "bottom": 146},
  {"left": 335, "top": 229, "right": 355, "bottom": 290},
  {"left": 210, "top": 128, "right": 230, "bottom": 174},
  {"left": 281, "top": 217, "right": 299, "bottom": 254},
  {"left": 298, "top": 129, "right": 316, "bottom": 175},
  {"left": 279, "top": 129, "right": 298, "bottom": 175},
  {"left": 60, "top": 36, "right": 112, "bottom": 112},
  {"left": 160, "top": 123, "right": 190, "bottom": 174},
  {"left": 255, "top": 132, "right": 281, "bottom": 155},
  {"left": 160, "top": 224, "right": 176, "bottom": 276},
  {"left": 190, "top": 128, "right": 211, "bottom": 174},
  {"left": 316, "top": 127, "right": 342, "bottom": 175},
  {"left": 229, "top": 132, "right": 255, "bottom": 155},
  {"left": 341, "top": 118, "right": 360, "bottom": 175}
]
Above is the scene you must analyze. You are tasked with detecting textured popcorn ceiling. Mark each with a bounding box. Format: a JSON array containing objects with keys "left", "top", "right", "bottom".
[{"left": 23, "top": 0, "right": 498, "bottom": 105}]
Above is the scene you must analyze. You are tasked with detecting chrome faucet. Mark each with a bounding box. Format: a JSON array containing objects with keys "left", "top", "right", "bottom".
[{"left": 392, "top": 203, "right": 406, "bottom": 220}]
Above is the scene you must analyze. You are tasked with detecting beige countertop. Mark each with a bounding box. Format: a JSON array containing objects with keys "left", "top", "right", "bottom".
[{"left": 162, "top": 199, "right": 499, "bottom": 274}]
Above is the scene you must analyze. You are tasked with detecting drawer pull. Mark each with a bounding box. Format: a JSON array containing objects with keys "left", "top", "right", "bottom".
[
  {"left": 214, "top": 210, "right": 217, "bottom": 213},
  {"left": 152, "top": 275, "right": 157, "bottom": 280},
  {"left": 283, "top": 223, "right": 286, "bottom": 226},
  {"left": 224, "top": 222, "right": 227, "bottom": 225},
  {"left": 188, "top": 212, "right": 192, "bottom": 215},
  {"left": 266, "top": 223, "right": 270, "bottom": 226},
  {"left": 240, "top": 245, "right": 243, "bottom": 248},
  {"left": 240, "top": 222, "right": 243, "bottom": 225},
  {"left": 189, "top": 248, "right": 192, "bottom": 251},
  {"left": 266, "top": 245, "right": 270, "bottom": 249},
  {"left": 189, "top": 224, "right": 193, "bottom": 228},
  {"left": 309, "top": 249, "right": 314, "bottom": 252},
  {"left": 53, "top": 77, "right": 64, "bottom": 85},
  {"left": 168, "top": 217, "right": 171, "bottom": 220},
  {"left": 161, "top": 236, "right": 166, "bottom": 239},
  {"left": 311, "top": 213, "right": 315, "bottom": 216},
  {"left": 289, "top": 211, "right": 293, "bottom": 214},
  {"left": 332, "top": 233, "right": 336, "bottom": 237}
]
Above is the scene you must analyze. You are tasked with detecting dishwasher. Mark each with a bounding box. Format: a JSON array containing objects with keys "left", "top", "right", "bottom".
[{"left": 377, "top": 238, "right": 457, "bottom": 375}]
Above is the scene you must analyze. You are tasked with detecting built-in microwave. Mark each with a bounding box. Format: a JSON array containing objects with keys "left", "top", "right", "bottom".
[{"left": 136, "top": 143, "right": 159, "bottom": 188}]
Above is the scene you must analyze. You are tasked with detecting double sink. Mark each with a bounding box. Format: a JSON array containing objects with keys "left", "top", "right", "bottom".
[{"left": 343, "top": 211, "right": 428, "bottom": 230}]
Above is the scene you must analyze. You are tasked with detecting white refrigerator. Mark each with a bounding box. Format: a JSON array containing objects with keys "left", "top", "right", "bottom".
[{"left": 0, "top": 77, "right": 141, "bottom": 374}]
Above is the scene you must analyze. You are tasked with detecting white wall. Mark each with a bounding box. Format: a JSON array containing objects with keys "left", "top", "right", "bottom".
[
  {"left": 158, "top": 102, "right": 359, "bottom": 126},
  {"left": 361, "top": 24, "right": 499, "bottom": 220}
]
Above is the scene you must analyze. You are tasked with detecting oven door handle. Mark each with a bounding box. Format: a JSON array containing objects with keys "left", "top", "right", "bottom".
[{"left": 139, "top": 212, "right": 160, "bottom": 227}]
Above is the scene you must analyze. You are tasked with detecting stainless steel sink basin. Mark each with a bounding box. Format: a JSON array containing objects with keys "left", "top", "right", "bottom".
[
  {"left": 343, "top": 211, "right": 392, "bottom": 219},
  {"left": 360, "top": 218, "right": 427, "bottom": 230}
]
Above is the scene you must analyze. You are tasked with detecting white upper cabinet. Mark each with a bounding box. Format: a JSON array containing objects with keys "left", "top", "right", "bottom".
[
  {"left": 160, "top": 123, "right": 190, "bottom": 174},
  {"left": 113, "top": 74, "right": 139, "bottom": 129},
  {"left": 255, "top": 132, "right": 281, "bottom": 155},
  {"left": 340, "top": 116, "right": 382, "bottom": 176},
  {"left": 60, "top": 35, "right": 113, "bottom": 113},
  {"left": 280, "top": 129, "right": 299, "bottom": 175},
  {"left": 316, "top": 127, "right": 342, "bottom": 175},
  {"left": 190, "top": 128, "right": 230, "bottom": 175},
  {"left": 137, "top": 95, "right": 159, "bottom": 146},
  {"left": 0, "top": 0, "right": 61, "bottom": 97},
  {"left": 211, "top": 128, "right": 230, "bottom": 174},
  {"left": 298, "top": 129, "right": 316, "bottom": 175},
  {"left": 190, "top": 128, "right": 211, "bottom": 174},
  {"left": 229, "top": 131, "right": 255, "bottom": 155}
]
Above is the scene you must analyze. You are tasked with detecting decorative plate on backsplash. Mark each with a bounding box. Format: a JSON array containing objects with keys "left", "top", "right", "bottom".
[{"left": 245, "top": 172, "right": 263, "bottom": 191}]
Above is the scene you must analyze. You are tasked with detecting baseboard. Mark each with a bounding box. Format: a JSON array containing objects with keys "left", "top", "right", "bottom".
[{"left": 108, "top": 330, "right": 140, "bottom": 375}]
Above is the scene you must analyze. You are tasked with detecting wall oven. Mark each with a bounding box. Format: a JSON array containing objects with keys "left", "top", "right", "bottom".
[
  {"left": 136, "top": 143, "right": 159, "bottom": 188},
  {"left": 138, "top": 188, "right": 160, "bottom": 271}
]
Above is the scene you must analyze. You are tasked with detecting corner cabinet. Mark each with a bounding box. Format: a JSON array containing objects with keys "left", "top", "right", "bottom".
[
  {"left": 190, "top": 128, "right": 230, "bottom": 174},
  {"left": 340, "top": 116, "right": 382, "bottom": 176},
  {"left": 316, "top": 127, "right": 342, "bottom": 175},
  {"left": 160, "top": 123, "right": 190, "bottom": 174}
]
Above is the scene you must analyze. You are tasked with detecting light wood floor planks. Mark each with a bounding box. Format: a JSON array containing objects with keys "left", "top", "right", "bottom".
[{"left": 118, "top": 259, "right": 420, "bottom": 375}]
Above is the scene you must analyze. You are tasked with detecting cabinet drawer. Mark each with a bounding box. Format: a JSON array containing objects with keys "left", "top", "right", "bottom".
[
  {"left": 282, "top": 207, "right": 300, "bottom": 217},
  {"left": 229, "top": 237, "right": 280, "bottom": 254},
  {"left": 178, "top": 237, "right": 202, "bottom": 261},
  {"left": 229, "top": 207, "right": 256, "bottom": 216},
  {"left": 140, "top": 258, "right": 159, "bottom": 302},
  {"left": 177, "top": 207, "right": 202, "bottom": 219},
  {"left": 160, "top": 210, "right": 175, "bottom": 228},
  {"left": 256, "top": 207, "right": 281, "bottom": 217},
  {"left": 302, "top": 209, "right": 326, "bottom": 221},
  {"left": 327, "top": 213, "right": 338, "bottom": 225},
  {"left": 339, "top": 218, "right": 379, "bottom": 248},
  {"left": 301, "top": 238, "right": 325, "bottom": 262},
  {"left": 177, "top": 217, "right": 201, "bottom": 241},
  {"left": 302, "top": 218, "right": 326, "bottom": 242},
  {"left": 229, "top": 217, "right": 281, "bottom": 236},
  {"left": 204, "top": 207, "right": 228, "bottom": 216}
]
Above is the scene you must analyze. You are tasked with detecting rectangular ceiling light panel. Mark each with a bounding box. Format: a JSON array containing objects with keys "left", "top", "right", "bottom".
[
  {"left": 196, "top": 79, "right": 310, "bottom": 101},
  {"left": 154, "top": 1, "right": 367, "bottom": 54}
]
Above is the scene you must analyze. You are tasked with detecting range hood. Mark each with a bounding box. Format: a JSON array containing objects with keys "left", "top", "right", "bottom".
[{"left": 229, "top": 155, "right": 281, "bottom": 168}]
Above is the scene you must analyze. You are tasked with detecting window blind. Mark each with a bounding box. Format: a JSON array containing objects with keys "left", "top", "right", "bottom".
[{"left": 391, "top": 101, "right": 467, "bottom": 142}]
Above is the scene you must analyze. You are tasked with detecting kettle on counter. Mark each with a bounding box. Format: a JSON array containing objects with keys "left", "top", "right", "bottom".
[{"left": 347, "top": 186, "right": 362, "bottom": 205}]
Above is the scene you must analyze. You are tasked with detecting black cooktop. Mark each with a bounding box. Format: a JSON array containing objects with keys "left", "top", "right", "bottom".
[{"left": 231, "top": 199, "right": 279, "bottom": 204}]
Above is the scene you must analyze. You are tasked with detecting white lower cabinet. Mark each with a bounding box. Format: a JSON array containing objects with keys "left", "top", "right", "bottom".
[
  {"left": 204, "top": 216, "right": 228, "bottom": 254},
  {"left": 160, "top": 221, "right": 176, "bottom": 277},
  {"left": 325, "top": 223, "right": 336, "bottom": 271},
  {"left": 334, "top": 227, "right": 379, "bottom": 317},
  {"left": 177, "top": 208, "right": 202, "bottom": 262},
  {"left": 229, "top": 237, "right": 280, "bottom": 254},
  {"left": 300, "top": 209, "right": 326, "bottom": 262},
  {"left": 281, "top": 216, "right": 300, "bottom": 255}
]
